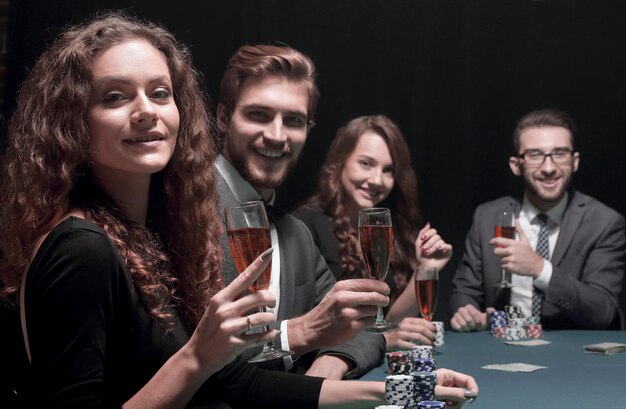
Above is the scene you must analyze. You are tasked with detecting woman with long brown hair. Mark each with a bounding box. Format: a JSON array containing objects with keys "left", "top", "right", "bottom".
[
  {"left": 0, "top": 13, "right": 478, "bottom": 407},
  {"left": 0, "top": 13, "right": 477, "bottom": 409},
  {"left": 295, "top": 115, "right": 453, "bottom": 350}
]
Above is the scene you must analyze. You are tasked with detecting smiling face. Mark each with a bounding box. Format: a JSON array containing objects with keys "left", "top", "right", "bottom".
[
  {"left": 87, "top": 39, "right": 179, "bottom": 182},
  {"left": 218, "top": 75, "right": 309, "bottom": 194},
  {"left": 509, "top": 126, "right": 580, "bottom": 211},
  {"left": 340, "top": 131, "right": 395, "bottom": 217}
]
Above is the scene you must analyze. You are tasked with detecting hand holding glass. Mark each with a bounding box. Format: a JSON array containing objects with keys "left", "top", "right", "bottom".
[
  {"left": 358, "top": 207, "right": 398, "bottom": 333},
  {"left": 494, "top": 211, "right": 515, "bottom": 288},
  {"left": 225, "top": 201, "right": 293, "bottom": 362}
]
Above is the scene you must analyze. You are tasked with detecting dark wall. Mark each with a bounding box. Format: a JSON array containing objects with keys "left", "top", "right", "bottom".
[{"left": 4, "top": 0, "right": 626, "bottom": 324}]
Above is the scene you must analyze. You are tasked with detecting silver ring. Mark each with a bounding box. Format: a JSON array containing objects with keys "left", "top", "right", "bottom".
[{"left": 246, "top": 315, "right": 253, "bottom": 331}]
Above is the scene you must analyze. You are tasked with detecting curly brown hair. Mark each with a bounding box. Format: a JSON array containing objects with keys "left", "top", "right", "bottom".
[
  {"left": 303, "top": 115, "right": 422, "bottom": 299},
  {"left": 0, "top": 12, "right": 222, "bottom": 326}
]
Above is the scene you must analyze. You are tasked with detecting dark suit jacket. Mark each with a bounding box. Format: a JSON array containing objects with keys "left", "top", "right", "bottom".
[
  {"left": 215, "top": 168, "right": 385, "bottom": 377},
  {"left": 293, "top": 204, "right": 399, "bottom": 301},
  {"left": 450, "top": 191, "right": 625, "bottom": 329}
]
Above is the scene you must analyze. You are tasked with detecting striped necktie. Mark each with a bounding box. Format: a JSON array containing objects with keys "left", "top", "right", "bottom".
[{"left": 532, "top": 213, "right": 550, "bottom": 318}]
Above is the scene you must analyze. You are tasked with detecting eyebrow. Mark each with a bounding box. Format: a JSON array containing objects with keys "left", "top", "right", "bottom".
[
  {"left": 241, "top": 103, "right": 307, "bottom": 118},
  {"left": 357, "top": 154, "right": 394, "bottom": 166},
  {"left": 92, "top": 75, "right": 172, "bottom": 87},
  {"left": 524, "top": 146, "right": 572, "bottom": 152}
]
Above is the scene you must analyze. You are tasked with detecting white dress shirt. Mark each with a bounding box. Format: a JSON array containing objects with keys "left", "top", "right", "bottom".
[{"left": 510, "top": 192, "right": 568, "bottom": 317}]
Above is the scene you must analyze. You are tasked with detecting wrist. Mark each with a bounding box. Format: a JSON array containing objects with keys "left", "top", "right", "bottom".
[
  {"left": 172, "top": 343, "right": 214, "bottom": 387},
  {"left": 307, "top": 355, "right": 353, "bottom": 380},
  {"left": 287, "top": 315, "right": 318, "bottom": 357},
  {"left": 182, "top": 337, "right": 224, "bottom": 379}
]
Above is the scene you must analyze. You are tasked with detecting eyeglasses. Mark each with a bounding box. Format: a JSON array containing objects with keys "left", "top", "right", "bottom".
[{"left": 517, "top": 148, "right": 574, "bottom": 166}]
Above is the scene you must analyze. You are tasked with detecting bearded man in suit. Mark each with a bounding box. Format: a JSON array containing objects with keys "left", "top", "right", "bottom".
[
  {"left": 450, "top": 108, "right": 625, "bottom": 331},
  {"left": 213, "top": 44, "right": 388, "bottom": 379}
]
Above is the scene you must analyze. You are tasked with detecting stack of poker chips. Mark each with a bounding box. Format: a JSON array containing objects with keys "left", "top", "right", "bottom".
[
  {"left": 489, "top": 310, "right": 507, "bottom": 338},
  {"left": 525, "top": 316, "right": 543, "bottom": 338},
  {"left": 489, "top": 305, "right": 543, "bottom": 340},
  {"left": 386, "top": 345, "right": 434, "bottom": 375},
  {"left": 432, "top": 321, "right": 445, "bottom": 347},
  {"left": 384, "top": 371, "right": 438, "bottom": 407},
  {"left": 385, "top": 375, "right": 416, "bottom": 408},
  {"left": 505, "top": 317, "right": 527, "bottom": 341},
  {"left": 505, "top": 305, "right": 524, "bottom": 322},
  {"left": 418, "top": 400, "right": 447, "bottom": 408},
  {"left": 411, "top": 344, "right": 433, "bottom": 360},
  {"left": 414, "top": 357, "right": 436, "bottom": 372},
  {"left": 386, "top": 351, "right": 412, "bottom": 375},
  {"left": 412, "top": 371, "right": 437, "bottom": 403}
]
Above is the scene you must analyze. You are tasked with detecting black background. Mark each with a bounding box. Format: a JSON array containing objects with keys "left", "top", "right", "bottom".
[{"left": 4, "top": 0, "right": 626, "bottom": 325}]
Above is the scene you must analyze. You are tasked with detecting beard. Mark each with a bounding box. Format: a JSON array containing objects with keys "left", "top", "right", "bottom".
[
  {"left": 226, "top": 142, "right": 301, "bottom": 190},
  {"left": 523, "top": 169, "right": 573, "bottom": 209}
]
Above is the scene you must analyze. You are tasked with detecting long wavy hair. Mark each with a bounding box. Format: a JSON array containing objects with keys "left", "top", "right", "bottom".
[
  {"left": 0, "top": 12, "right": 222, "bottom": 326},
  {"left": 303, "top": 115, "right": 422, "bottom": 298}
]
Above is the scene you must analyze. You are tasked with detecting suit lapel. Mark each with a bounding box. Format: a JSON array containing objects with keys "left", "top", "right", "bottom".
[{"left": 552, "top": 191, "right": 585, "bottom": 264}]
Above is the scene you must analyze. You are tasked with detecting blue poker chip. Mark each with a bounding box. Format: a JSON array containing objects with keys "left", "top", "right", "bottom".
[
  {"left": 411, "top": 371, "right": 437, "bottom": 385},
  {"left": 417, "top": 400, "right": 446, "bottom": 408}
]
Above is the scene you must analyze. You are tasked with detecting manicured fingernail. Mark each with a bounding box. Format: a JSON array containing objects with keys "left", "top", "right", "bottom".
[
  {"left": 261, "top": 247, "right": 274, "bottom": 261},
  {"left": 464, "top": 389, "right": 477, "bottom": 402},
  {"left": 421, "top": 248, "right": 430, "bottom": 255}
]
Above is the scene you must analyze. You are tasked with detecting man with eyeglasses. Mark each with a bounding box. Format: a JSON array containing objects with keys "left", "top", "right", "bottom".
[{"left": 450, "top": 108, "right": 625, "bottom": 331}]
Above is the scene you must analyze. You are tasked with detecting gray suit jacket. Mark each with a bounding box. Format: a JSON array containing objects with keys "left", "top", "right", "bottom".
[
  {"left": 450, "top": 191, "right": 625, "bottom": 329},
  {"left": 215, "top": 168, "right": 385, "bottom": 377}
]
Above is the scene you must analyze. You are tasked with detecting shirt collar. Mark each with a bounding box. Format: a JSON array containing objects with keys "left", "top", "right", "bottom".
[
  {"left": 215, "top": 154, "right": 276, "bottom": 205},
  {"left": 522, "top": 191, "right": 568, "bottom": 225}
]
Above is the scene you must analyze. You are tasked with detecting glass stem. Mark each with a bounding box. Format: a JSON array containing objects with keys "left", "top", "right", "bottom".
[{"left": 375, "top": 306, "right": 385, "bottom": 325}]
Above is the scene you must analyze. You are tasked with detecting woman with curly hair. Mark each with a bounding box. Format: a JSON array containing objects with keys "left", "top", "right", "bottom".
[
  {"left": 295, "top": 115, "right": 453, "bottom": 351},
  {"left": 0, "top": 13, "right": 478, "bottom": 409}
]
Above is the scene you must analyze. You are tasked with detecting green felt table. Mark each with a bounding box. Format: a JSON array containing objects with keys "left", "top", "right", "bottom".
[{"left": 359, "top": 330, "right": 626, "bottom": 408}]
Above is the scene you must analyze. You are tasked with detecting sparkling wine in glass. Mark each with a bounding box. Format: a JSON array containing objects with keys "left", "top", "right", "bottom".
[
  {"left": 494, "top": 211, "right": 516, "bottom": 288},
  {"left": 358, "top": 207, "right": 398, "bottom": 333},
  {"left": 416, "top": 266, "right": 439, "bottom": 322},
  {"left": 225, "top": 201, "right": 293, "bottom": 362}
]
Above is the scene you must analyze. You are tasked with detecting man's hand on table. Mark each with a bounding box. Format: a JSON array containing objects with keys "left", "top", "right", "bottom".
[{"left": 450, "top": 304, "right": 494, "bottom": 332}]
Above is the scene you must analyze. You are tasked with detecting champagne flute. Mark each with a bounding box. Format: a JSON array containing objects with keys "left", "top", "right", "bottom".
[
  {"left": 358, "top": 207, "right": 398, "bottom": 333},
  {"left": 415, "top": 266, "right": 439, "bottom": 322},
  {"left": 494, "top": 211, "right": 516, "bottom": 288},
  {"left": 416, "top": 266, "right": 442, "bottom": 353},
  {"left": 225, "top": 201, "right": 293, "bottom": 362}
]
